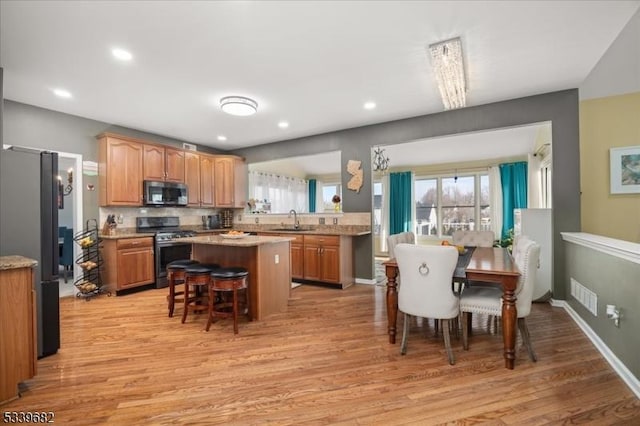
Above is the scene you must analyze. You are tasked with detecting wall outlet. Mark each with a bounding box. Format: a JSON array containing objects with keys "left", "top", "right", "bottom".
[
  {"left": 116, "top": 214, "right": 124, "bottom": 224},
  {"left": 255, "top": 217, "right": 259, "bottom": 224},
  {"left": 319, "top": 217, "right": 325, "bottom": 225},
  {"left": 333, "top": 217, "right": 338, "bottom": 225},
  {"left": 275, "top": 254, "right": 279, "bottom": 264},
  {"left": 237, "top": 214, "right": 242, "bottom": 222}
]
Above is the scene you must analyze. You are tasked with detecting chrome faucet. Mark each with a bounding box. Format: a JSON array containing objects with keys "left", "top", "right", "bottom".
[{"left": 289, "top": 209, "right": 300, "bottom": 229}]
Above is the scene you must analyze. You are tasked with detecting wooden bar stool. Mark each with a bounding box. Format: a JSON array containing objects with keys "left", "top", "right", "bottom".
[
  {"left": 181, "top": 263, "right": 219, "bottom": 324},
  {"left": 207, "top": 267, "right": 250, "bottom": 334},
  {"left": 167, "top": 259, "right": 200, "bottom": 317}
]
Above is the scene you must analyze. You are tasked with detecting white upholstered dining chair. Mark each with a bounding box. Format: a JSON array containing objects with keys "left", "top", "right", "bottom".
[
  {"left": 387, "top": 231, "right": 415, "bottom": 258},
  {"left": 395, "top": 243, "right": 460, "bottom": 365},
  {"left": 452, "top": 230, "right": 495, "bottom": 248},
  {"left": 459, "top": 236, "right": 541, "bottom": 362}
]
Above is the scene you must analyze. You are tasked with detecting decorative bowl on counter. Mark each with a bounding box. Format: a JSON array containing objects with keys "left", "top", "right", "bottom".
[{"left": 220, "top": 232, "right": 250, "bottom": 239}]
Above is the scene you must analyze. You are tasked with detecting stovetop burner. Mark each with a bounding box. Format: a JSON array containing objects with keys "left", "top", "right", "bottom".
[{"left": 155, "top": 230, "right": 196, "bottom": 242}]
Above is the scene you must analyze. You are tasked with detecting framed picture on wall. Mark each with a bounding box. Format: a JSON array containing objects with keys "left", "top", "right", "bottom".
[{"left": 610, "top": 145, "right": 640, "bottom": 194}]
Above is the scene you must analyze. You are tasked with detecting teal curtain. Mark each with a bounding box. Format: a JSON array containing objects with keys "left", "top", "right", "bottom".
[
  {"left": 389, "top": 171, "right": 412, "bottom": 234},
  {"left": 500, "top": 161, "right": 528, "bottom": 239},
  {"left": 308, "top": 179, "right": 317, "bottom": 213}
]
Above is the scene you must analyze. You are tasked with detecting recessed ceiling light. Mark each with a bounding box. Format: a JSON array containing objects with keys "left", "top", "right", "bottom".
[
  {"left": 112, "top": 48, "right": 133, "bottom": 61},
  {"left": 220, "top": 96, "right": 258, "bottom": 116},
  {"left": 364, "top": 101, "right": 376, "bottom": 110},
  {"left": 53, "top": 88, "right": 72, "bottom": 98},
  {"left": 217, "top": 135, "right": 227, "bottom": 142},
  {"left": 278, "top": 121, "right": 289, "bottom": 129}
]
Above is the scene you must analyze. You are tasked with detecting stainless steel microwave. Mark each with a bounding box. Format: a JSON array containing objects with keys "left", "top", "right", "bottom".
[{"left": 143, "top": 180, "right": 188, "bottom": 207}]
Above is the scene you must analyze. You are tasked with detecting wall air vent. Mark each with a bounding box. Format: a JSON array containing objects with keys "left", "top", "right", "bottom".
[{"left": 183, "top": 143, "right": 197, "bottom": 151}]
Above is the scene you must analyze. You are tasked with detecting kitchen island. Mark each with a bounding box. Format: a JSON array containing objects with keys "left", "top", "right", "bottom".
[{"left": 180, "top": 234, "right": 294, "bottom": 321}]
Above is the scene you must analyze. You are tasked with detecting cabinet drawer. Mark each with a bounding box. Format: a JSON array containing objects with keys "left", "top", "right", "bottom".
[
  {"left": 304, "top": 235, "right": 339, "bottom": 246},
  {"left": 117, "top": 237, "right": 153, "bottom": 250},
  {"left": 283, "top": 234, "right": 304, "bottom": 244}
]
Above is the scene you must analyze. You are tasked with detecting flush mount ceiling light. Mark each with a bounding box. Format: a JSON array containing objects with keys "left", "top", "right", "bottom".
[
  {"left": 220, "top": 96, "right": 258, "bottom": 116},
  {"left": 112, "top": 48, "right": 133, "bottom": 61},
  {"left": 428, "top": 37, "right": 467, "bottom": 110},
  {"left": 52, "top": 88, "right": 72, "bottom": 98},
  {"left": 363, "top": 101, "right": 376, "bottom": 110}
]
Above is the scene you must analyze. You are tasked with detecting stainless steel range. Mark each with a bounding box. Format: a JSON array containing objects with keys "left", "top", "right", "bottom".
[{"left": 136, "top": 217, "right": 196, "bottom": 288}]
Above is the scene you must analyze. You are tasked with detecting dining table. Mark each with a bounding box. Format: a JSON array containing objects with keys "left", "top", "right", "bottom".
[{"left": 383, "top": 246, "right": 521, "bottom": 369}]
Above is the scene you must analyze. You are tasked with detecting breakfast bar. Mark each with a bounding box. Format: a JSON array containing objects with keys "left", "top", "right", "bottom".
[{"left": 180, "top": 234, "right": 294, "bottom": 321}]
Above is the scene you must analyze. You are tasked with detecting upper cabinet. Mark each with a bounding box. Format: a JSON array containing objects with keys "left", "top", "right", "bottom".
[
  {"left": 98, "top": 134, "right": 144, "bottom": 206},
  {"left": 143, "top": 144, "right": 185, "bottom": 183},
  {"left": 184, "top": 151, "right": 201, "bottom": 207},
  {"left": 214, "top": 156, "right": 247, "bottom": 208},
  {"left": 97, "top": 133, "right": 246, "bottom": 208},
  {"left": 199, "top": 154, "right": 215, "bottom": 207}
]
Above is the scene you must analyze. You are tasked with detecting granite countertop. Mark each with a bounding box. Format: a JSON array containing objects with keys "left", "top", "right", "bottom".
[
  {"left": 235, "top": 225, "right": 371, "bottom": 236},
  {"left": 98, "top": 225, "right": 370, "bottom": 239},
  {"left": 181, "top": 234, "right": 295, "bottom": 247},
  {"left": 0, "top": 255, "right": 38, "bottom": 271}
]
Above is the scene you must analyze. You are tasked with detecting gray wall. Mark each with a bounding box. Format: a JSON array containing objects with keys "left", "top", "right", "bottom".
[
  {"left": 565, "top": 242, "right": 640, "bottom": 379},
  {"left": 1, "top": 100, "right": 226, "bottom": 227},
  {"left": 234, "top": 89, "right": 581, "bottom": 292}
]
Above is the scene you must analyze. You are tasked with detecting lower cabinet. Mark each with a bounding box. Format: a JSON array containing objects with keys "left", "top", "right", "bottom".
[
  {"left": 0, "top": 264, "right": 37, "bottom": 404},
  {"left": 258, "top": 233, "right": 353, "bottom": 288},
  {"left": 303, "top": 235, "right": 341, "bottom": 284},
  {"left": 101, "top": 237, "right": 155, "bottom": 292}
]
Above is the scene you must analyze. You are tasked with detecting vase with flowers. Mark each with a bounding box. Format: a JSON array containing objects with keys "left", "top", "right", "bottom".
[{"left": 332, "top": 194, "right": 341, "bottom": 212}]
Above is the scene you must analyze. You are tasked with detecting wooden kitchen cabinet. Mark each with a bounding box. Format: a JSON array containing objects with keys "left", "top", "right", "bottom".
[
  {"left": 101, "top": 237, "right": 155, "bottom": 292},
  {"left": 303, "top": 235, "right": 353, "bottom": 288},
  {"left": 214, "top": 156, "right": 247, "bottom": 208},
  {"left": 303, "top": 235, "right": 340, "bottom": 283},
  {"left": 98, "top": 134, "right": 144, "bottom": 206},
  {"left": 259, "top": 233, "right": 304, "bottom": 280},
  {"left": 0, "top": 262, "right": 37, "bottom": 405},
  {"left": 184, "top": 152, "right": 215, "bottom": 207},
  {"left": 143, "top": 144, "right": 185, "bottom": 183},
  {"left": 184, "top": 151, "right": 201, "bottom": 207},
  {"left": 289, "top": 234, "right": 304, "bottom": 280},
  {"left": 199, "top": 154, "right": 215, "bottom": 207}
]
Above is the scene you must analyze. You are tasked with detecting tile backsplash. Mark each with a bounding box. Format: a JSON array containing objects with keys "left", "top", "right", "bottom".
[
  {"left": 99, "top": 207, "right": 229, "bottom": 229},
  {"left": 100, "top": 207, "right": 371, "bottom": 229}
]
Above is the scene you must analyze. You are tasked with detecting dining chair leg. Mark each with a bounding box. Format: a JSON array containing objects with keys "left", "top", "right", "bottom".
[
  {"left": 518, "top": 318, "right": 537, "bottom": 362},
  {"left": 462, "top": 312, "right": 470, "bottom": 350},
  {"left": 400, "top": 313, "right": 410, "bottom": 355},
  {"left": 442, "top": 319, "right": 455, "bottom": 365}
]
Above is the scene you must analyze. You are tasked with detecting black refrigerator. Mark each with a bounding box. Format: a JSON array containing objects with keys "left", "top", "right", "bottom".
[{"left": 0, "top": 147, "right": 61, "bottom": 358}]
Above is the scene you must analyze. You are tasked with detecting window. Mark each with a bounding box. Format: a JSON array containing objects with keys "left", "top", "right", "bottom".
[
  {"left": 414, "top": 178, "right": 438, "bottom": 236},
  {"left": 540, "top": 158, "right": 552, "bottom": 208},
  {"left": 248, "top": 171, "right": 307, "bottom": 213},
  {"left": 373, "top": 181, "right": 382, "bottom": 235},
  {"left": 322, "top": 183, "right": 342, "bottom": 211},
  {"left": 414, "top": 173, "right": 490, "bottom": 238}
]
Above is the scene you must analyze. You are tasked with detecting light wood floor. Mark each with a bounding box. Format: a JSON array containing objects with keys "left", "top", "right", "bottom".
[{"left": 5, "top": 284, "right": 639, "bottom": 425}]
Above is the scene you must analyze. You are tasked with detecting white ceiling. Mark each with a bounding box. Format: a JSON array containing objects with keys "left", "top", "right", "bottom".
[{"left": 1, "top": 1, "right": 638, "bottom": 158}]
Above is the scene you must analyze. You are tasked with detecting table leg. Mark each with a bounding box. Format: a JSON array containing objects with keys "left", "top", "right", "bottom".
[
  {"left": 385, "top": 264, "right": 398, "bottom": 344},
  {"left": 501, "top": 276, "right": 519, "bottom": 369}
]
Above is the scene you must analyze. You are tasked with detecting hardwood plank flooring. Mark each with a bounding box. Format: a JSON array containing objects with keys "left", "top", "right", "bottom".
[{"left": 4, "top": 284, "right": 639, "bottom": 425}]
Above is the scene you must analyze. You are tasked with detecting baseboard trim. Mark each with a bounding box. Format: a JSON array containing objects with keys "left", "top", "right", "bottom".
[
  {"left": 355, "top": 278, "right": 377, "bottom": 285},
  {"left": 557, "top": 299, "right": 640, "bottom": 399}
]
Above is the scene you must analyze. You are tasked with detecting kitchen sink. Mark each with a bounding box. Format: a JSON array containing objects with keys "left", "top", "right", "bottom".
[{"left": 268, "top": 228, "right": 312, "bottom": 232}]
